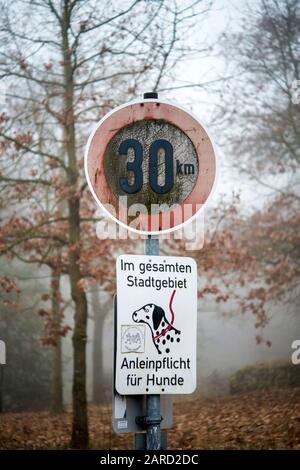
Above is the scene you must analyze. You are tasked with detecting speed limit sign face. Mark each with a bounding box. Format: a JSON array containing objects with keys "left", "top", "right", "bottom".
[{"left": 85, "top": 99, "right": 216, "bottom": 234}]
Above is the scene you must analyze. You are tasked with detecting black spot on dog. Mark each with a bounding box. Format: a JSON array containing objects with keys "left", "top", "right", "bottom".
[
  {"left": 167, "top": 334, "right": 170, "bottom": 340},
  {"left": 162, "top": 339, "right": 166, "bottom": 345},
  {"left": 162, "top": 322, "right": 165, "bottom": 327},
  {"left": 153, "top": 306, "right": 164, "bottom": 331},
  {"left": 171, "top": 337, "right": 174, "bottom": 342},
  {"left": 166, "top": 348, "right": 170, "bottom": 353},
  {"left": 177, "top": 338, "right": 180, "bottom": 342}
]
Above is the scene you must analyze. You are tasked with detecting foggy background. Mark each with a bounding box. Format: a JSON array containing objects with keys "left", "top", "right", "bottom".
[{"left": 0, "top": 0, "right": 299, "bottom": 451}]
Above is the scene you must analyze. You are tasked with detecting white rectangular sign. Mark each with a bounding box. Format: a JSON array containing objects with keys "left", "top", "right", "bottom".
[{"left": 115, "top": 254, "right": 197, "bottom": 395}]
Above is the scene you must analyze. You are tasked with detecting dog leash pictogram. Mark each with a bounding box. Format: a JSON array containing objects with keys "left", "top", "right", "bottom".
[{"left": 153, "top": 289, "right": 176, "bottom": 341}]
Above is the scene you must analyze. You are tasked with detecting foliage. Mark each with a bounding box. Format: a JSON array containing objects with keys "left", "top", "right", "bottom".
[
  {"left": 0, "top": 305, "right": 51, "bottom": 411},
  {"left": 201, "top": 0, "right": 300, "bottom": 340},
  {"left": 0, "top": 0, "right": 213, "bottom": 446},
  {"left": 230, "top": 361, "right": 300, "bottom": 394},
  {"left": 0, "top": 388, "right": 299, "bottom": 449}
]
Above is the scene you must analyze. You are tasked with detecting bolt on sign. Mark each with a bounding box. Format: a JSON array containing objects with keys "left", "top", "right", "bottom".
[
  {"left": 115, "top": 254, "right": 197, "bottom": 394},
  {"left": 84, "top": 98, "right": 216, "bottom": 234}
]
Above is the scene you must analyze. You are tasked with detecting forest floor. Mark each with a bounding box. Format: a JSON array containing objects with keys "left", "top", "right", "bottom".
[{"left": 0, "top": 387, "right": 299, "bottom": 450}]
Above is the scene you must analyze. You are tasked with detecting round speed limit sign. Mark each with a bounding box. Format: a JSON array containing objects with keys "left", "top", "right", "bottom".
[{"left": 85, "top": 98, "right": 216, "bottom": 234}]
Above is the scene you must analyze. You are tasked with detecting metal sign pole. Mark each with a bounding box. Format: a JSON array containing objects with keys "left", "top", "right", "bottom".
[
  {"left": 86, "top": 89, "right": 213, "bottom": 453},
  {"left": 145, "top": 235, "right": 161, "bottom": 450},
  {"left": 142, "top": 91, "right": 161, "bottom": 450}
]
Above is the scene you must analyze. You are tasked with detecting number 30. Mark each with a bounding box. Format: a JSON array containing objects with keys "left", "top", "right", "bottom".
[{"left": 118, "top": 138, "right": 174, "bottom": 194}]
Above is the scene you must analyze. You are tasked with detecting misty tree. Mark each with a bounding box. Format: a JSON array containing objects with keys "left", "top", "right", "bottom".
[
  {"left": 0, "top": 268, "right": 52, "bottom": 412},
  {"left": 206, "top": 0, "right": 300, "bottom": 335},
  {"left": 0, "top": 0, "right": 213, "bottom": 447},
  {"left": 221, "top": 0, "right": 300, "bottom": 190}
]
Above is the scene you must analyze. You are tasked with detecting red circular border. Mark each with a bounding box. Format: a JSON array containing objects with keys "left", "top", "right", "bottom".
[{"left": 86, "top": 101, "right": 216, "bottom": 231}]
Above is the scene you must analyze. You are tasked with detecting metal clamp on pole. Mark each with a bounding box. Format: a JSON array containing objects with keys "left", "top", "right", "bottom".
[{"left": 135, "top": 411, "right": 163, "bottom": 427}]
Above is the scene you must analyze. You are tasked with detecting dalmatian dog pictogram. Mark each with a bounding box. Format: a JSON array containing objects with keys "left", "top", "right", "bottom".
[{"left": 132, "top": 290, "right": 181, "bottom": 354}]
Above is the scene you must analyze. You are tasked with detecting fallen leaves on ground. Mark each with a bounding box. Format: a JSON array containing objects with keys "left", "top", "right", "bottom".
[{"left": 0, "top": 388, "right": 299, "bottom": 450}]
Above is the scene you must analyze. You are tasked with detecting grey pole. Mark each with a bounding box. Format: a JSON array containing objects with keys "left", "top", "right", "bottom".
[
  {"left": 138, "top": 92, "right": 161, "bottom": 450},
  {"left": 145, "top": 235, "right": 161, "bottom": 450}
]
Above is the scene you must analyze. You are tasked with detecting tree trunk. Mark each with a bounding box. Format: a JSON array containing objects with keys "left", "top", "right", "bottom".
[
  {"left": 51, "top": 335, "right": 63, "bottom": 413},
  {"left": 61, "top": 2, "right": 89, "bottom": 448},
  {"left": 91, "top": 290, "right": 107, "bottom": 405},
  {"left": 70, "top": 259, "right": 88, "bottom": 449},
  {"left": 68, "top": 172, "right": 89, "bottom": 443},
  {"left": 51, "top": 271, "right": 64, "bottom": 414}
]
